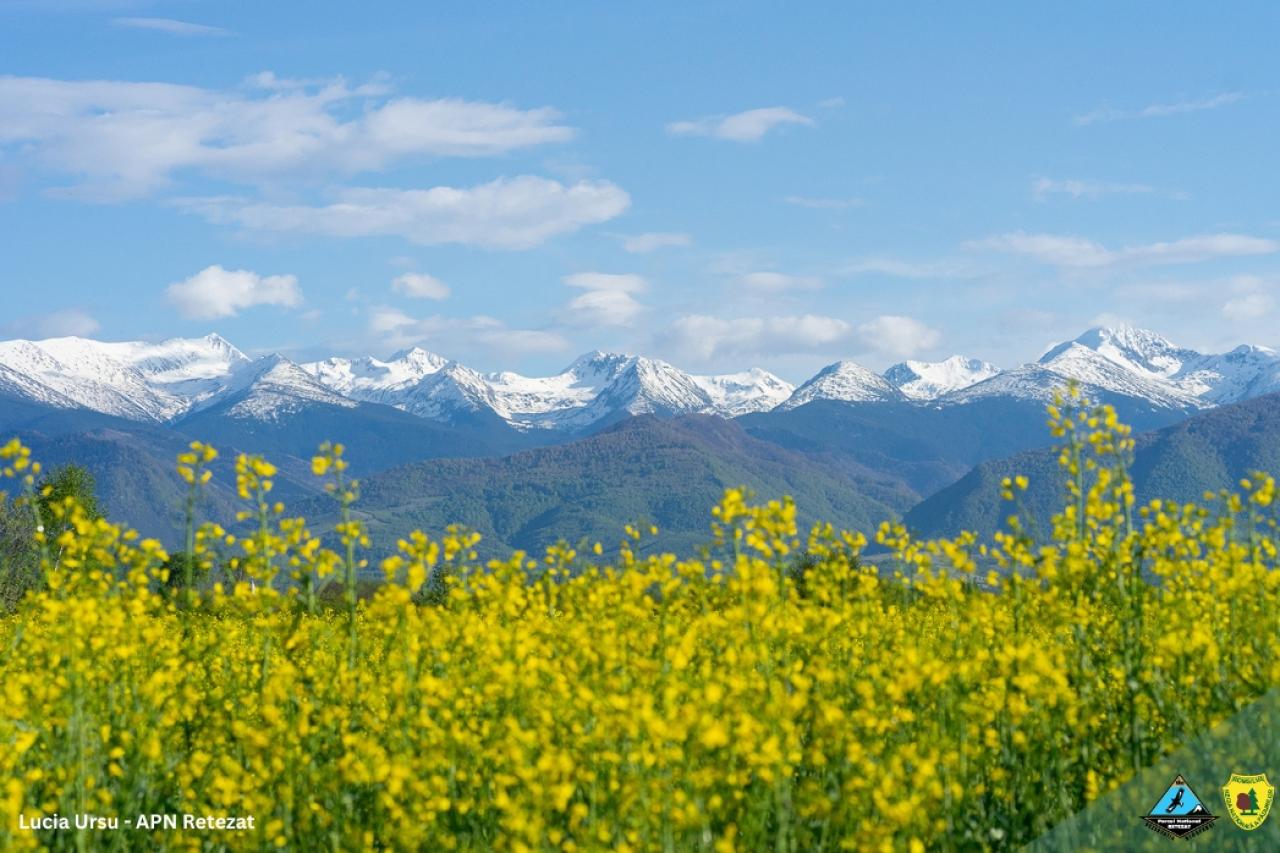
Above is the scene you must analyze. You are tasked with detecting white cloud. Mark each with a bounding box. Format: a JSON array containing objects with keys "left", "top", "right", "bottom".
[
  {"left": 1074, "top": 92, "right": 1245, "bottom": 126},
  {"left": 783, "top": 195, "right": 863, "bottom": 209},
  {"left": 1031, "top": 178, "right": 1187, "bottom": 201},
  {"left": 665, "top": 314, "right": 854, "bottom": 361},
  {"left": 368, "top": 307, "right": 417, "bottom": 336},
  {"left": 180, "top": 177, "right": 630, "bottom": 249},
  {"left": 564, "top": 272, "right": 647, "bottom": 293},
  {"left": 3, "top": 308, "right": 101, "bottom": 338},
  {"left": 667, "top": 107, "right": 814, "bottom": 142},
  {"left": 973, "top": 231, "right": 1278, "bottom": 268},
  {"left": 621, "top": 232, "right": 692, "bottom": 253},
  {"left": 738, "top": 271, "right": 823, "bottom": 293},
  {"left": 166, "top": 265, "right": 302, "bottom": 319},
  {"left": 1222, "top": 277, "right": 1277, "bottom": 322},
  {"left": 369, "top": 307, "right": 569, "bottom": 357},
  {"left": 1113, "top": 281, "right": 1207, "bottom": 305},
  {"left": 1221, "top": 292, "right": 1273, "bottom": 322},
  {"left": 0, "top": 75, "right": 575, "bottom": 198},
  {"left": 665, "top": 311, "right": 940, "bottom": 362},
  {"left": 112, "top": 17, "right": 232, "bottom": 37},
  {"left": 562, "top": 272, "right": 647, "bottom": 326},
  {"left": 841, "top": 258, "right": 966, "bottom": 279},
  {"left": 975, "top": 233, "right": 1115, "bottom": 267},
  {"left": 391, "top": 272, "right": 450, "bottom": 300},
  {"left": 563, "top": 291, "right": 644, "bottom": 327},
  {"left": 856, "top": 315, "right": 941, "bottom": 359}
]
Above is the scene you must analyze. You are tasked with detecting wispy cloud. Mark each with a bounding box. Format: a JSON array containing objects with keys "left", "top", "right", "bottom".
[
  {"left": 664, "top": 312, "right": 938, "bottom": 362},
  {"left": 178, "top": 177, "right": 630, "bottom": 250},
  {"left": 1222, "top": 276, "right": 1278, "bottom": 323},
  {"left": 840, "top": 258, "right": 969, "bottom": 279},
  {"left": 856, "top": 315, "right": 941, "bottom": 359},
  {"left": 369, "top": 308, "right": 569, "bottom": 357},
  {"left": 737, "top": 271, "right": 823, "bottom": 293},
  {"left": 783, "top": 195, "right": 863, "bottom": 209},
  {"left": 561, "top": 273, "right": 648, "bottom": 327},
  {"left": 391, "top": 272, "right": 450, "bottom": 301},
  {"left": 112, "top": 17, "right": 233, "bottom": 37},
  {"left": 973, "top": 231, "right": 1279, "bottom": 268},
  {"left": 1074, "top": 92, "right": 1246, "bottom": 126},
  {"left": 620, "top": 232, "right": 692, "bottom": 253},
  {"left": 665, "top": 313, "right": 853, "bottom": 361},
  {"left": 2, "top": 308, "right": 100, "bottom": 338},
  {"left": 1031, "top": 177, "right": 1188, "bottom": 201},
  {"left": 667, "top": 107, "right": 814, "bottom": 142},
  {"left": 0, "top": 74, "right": 576, "bottom": 198}
]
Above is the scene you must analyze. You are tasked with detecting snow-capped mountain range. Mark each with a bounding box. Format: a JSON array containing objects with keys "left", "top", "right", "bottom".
[{"left": 2, "top": 325, "right": 1279, "bottom": 431}]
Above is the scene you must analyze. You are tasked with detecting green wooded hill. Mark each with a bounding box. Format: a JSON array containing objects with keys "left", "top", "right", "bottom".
[
  {"left": 737, "top": 396, "right": 1189, "bottom": 499},
  {"left": 176, "top": 395, "right": 545, "bottom": 478},
  {"left": 312, "top": 414, "right": 912, "bottom": 559},
  {"left": 7, "top": 387, "right": 1273, "bottom": 557},
  {"left": 17, "top": 428, "right": 244, "bottom": 542},
  {"left": 2, "top": 398, "right": 552, "bottom": 547},
  {"left": 905, "top": 391, "right": 1280, "bottom": 539}
]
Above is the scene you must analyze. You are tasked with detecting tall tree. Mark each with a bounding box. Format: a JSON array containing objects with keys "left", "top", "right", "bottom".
[
  {"left": 0, "top": 494, "right": 37, "bottom": 609},
  {"left": 37, "top": 464, "right": 101, "bottom": 536}
]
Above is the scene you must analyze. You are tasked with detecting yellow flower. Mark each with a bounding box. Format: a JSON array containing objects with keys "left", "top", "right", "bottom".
[{"left": 0, "top": 393, "right": 1276, "bottom": 849}]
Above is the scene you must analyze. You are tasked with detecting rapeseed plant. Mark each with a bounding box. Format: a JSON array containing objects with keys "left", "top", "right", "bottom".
[{"left": 0, "top": 390, "right": 1277, "bottom": 850}]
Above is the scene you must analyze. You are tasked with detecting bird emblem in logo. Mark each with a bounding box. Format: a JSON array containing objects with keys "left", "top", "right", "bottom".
[{"left": 1141, "top": 774, "right": 1217, "bottom": 839}]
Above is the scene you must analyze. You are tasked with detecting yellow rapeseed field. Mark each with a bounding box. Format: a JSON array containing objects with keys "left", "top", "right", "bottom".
[{"left": 0, "top": 387, "right": 1277, "bottom": 851}]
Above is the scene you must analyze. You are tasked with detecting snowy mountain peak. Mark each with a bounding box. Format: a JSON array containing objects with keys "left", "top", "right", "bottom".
[
  {"left": 625, "top": 357, "right": 714, "bottom": 411},
  {"left": 693, "top": 368, "right": 795, "bottom": 416},
  {"left": 299, "top": 347, "right": 449, "bottom": 402},
  {"left": 248, "top": 352, "right": 290, "bottom": 372},
  {"left": 389, "top": 346, "right": 450, "bottom": 372},
  {"left": 6, "top": 326, "right": 1280, "bottom": 431},
  {"left": 948, "top": 343, "right": 1206, "bottom": 411},
  {"left": 577, "top": 355, "right": 713, "bottom": 424},
  {"left": 200, "top": 332, "right": 245, "bottom": 354},
  {"left": 0, "top": 336, "right": 188, "bottom": 422},
  {"left": 123, "top": 334, "right": 254, "bottom": 403},
  {"left": 222, "top": 354, "right": 357, "bottom": 421},
  {"left": 778, "top": 361, "right": 904, "bottom": 410},
  {"left": 1177, "top": 344, "right": 1280, "bottom": 404},
  {"left": 884, "top": 355, "right": 1002, "bottom": 400},
  {"left": 563, "top": 351, "right": 636, "bottom": 384},
  {"left": 1041, "top": 325, "right": 1196, "bottom": 381}
]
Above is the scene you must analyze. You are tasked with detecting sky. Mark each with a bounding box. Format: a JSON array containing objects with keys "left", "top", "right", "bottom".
[{"left": 2, "top": 1, "right": 1279, "bottom": 381}]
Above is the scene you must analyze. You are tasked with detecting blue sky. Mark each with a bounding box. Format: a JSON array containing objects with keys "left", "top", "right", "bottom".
[{"left": 2, "top": 1, "right": 1279, "bottom": 379}]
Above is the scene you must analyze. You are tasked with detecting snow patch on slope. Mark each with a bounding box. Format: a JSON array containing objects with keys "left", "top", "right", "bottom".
[
  {"left": 884, "top": 356, "right": 1002, "bottom": 400},
  {"left": 301, "top": 348, "right": 449, "bottom": 400},
  {"left": 946, "top": 343, "right": 1205, "bottom": 410},
  {"left": 1182, "top": 345, "right": 1280, "bottom": 403},
  {"left": 5, "top": 324, "right": 1280, "bottom": 430},
  {"left": 778, "top": 361, "right": 904, "bottom": 410},
  {"left": 222, "top": 356, "right": 357, "bottom": 421},
  {"left": 692, "top": 368, "right": 795, "bottom": 416}
]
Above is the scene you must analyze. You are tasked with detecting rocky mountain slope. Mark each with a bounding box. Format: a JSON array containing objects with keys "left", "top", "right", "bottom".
[{"left": 3, "top": 325, "right": 1278, "bottom": 435}]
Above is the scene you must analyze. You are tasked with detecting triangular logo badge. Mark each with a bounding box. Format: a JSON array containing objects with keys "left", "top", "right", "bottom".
[{"left": 1141, "top": 774, "right": 1217, "bottom": 839}]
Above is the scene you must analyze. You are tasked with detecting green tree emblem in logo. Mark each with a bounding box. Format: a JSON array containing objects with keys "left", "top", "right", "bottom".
[{"left": 1223, "top": 774, "right": 1274, "bottom": 831}]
